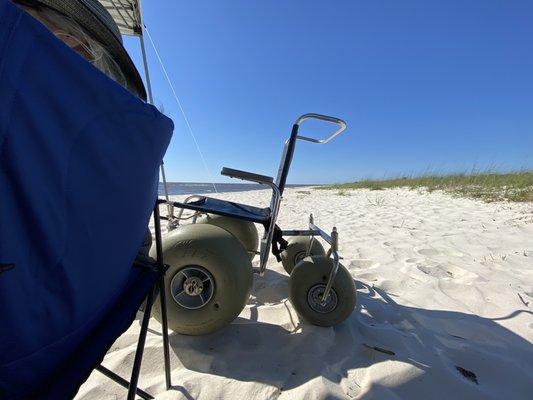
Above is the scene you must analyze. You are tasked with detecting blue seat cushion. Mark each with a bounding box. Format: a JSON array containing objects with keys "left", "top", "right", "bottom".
[{"left": 174, "top": 196, "right": 271, "bottom": 223}]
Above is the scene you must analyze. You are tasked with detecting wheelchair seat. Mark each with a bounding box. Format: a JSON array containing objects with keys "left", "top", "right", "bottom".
[{"left": 174, "top": 196, "right": 271, "bottom": 223}]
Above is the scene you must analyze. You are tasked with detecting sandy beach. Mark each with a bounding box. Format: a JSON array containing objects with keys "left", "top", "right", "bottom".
[{"left": 76, "top": 187, "right": 533, "bottom": 400}]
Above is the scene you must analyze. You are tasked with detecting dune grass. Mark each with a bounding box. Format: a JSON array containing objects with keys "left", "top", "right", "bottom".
[{"left": 322, "top": 171, "right": 533, "bottom": 202}]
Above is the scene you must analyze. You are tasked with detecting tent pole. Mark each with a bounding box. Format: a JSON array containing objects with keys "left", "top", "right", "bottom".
[
  {"left": 137, "top": 0, "right": 154, "bottom": 104},
  {"left": 139, "top": 32, "right": 154, "bottom": 105},
  {"left": 138, "top": 3, "right": 173, "bottom": 217},
  {"left": 137, "top": 2, "right": 173, "bottom": 390}
]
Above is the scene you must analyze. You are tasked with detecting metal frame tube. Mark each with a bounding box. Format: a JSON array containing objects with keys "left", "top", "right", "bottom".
[
  {"left": 281, "top": 229, "right": 320, "bottom": 236},
  {"left": 259, "top": 182, "right": 282, "bottom": 275},
  {"left": 175, "top": 195, "right": 206, "bottom": 223},
  {"left": 96, "top": 365, "right": 154, "bottom": 400},
  {"left": 294, "top": 113, "right": 347, "bottom": 144},
  {"left": 308, "top": 222, "right": 335, "bottom": 244},
  {"left": 139, "top": 33, "right": 154, "bottom": 104},
  {"left": 306, "top": 236, "right": 315, "bottom": 257},
  {"left": 138, "top": 10, "right": 173, "bottom": 388},
  {"left": 139, "top": 20, "right": 174, "bottom": 222},
  {"left": 320, "top": 228, "right": 339, "bottom": 303},
  {"left": 127, "top": 286, "right": 154, "bottom": 400},
  {"left": 153, "top": 204, "right": 172, "bottom": 390}
]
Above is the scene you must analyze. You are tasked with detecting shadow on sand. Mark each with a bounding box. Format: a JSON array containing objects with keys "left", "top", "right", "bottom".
[{"left": 163, "top": 270, "right": 533, "bottom": 399}]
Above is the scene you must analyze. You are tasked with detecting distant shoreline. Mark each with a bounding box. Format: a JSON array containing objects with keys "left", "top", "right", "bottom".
[{"left": 158, "top": 182, "right": 319, "bottom": 196}]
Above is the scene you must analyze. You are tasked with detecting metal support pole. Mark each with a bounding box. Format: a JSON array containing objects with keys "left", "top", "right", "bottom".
[
  {"left": 153, "top": 204, "right": 172, "bottom": 389},
  {"left": 306, "top": 236, "right": 315, "bottom": 257},
  {"left": 139, "top": 32, "right": 154, "bottom": 104},
  {"left": 321, "top": 227, "right": 339, "bottom": 304},
  {"left": 138, "top": 7, "right": 173, "bottom": 385},
  {"left": 139, "top": 24, "right": 174, "bottom": 223},
  {"left": 259, "top": 183, "right": 282, "bottom": 275}
]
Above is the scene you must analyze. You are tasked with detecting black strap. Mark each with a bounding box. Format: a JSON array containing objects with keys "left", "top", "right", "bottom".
[
  {"left": 263, "top": 221, "right": 288, "bottom": 262},
  {"left": 133, "top": 254, "right": 158, "bottom": 271}
]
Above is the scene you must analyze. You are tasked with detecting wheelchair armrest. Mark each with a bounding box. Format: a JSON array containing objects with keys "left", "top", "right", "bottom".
[{"left": 221, "top": 167, "right": 274, "bottom": 185}]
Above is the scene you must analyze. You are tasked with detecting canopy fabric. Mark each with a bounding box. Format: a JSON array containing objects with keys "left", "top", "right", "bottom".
[
  {"left": 0, "top": 0, "right": 173, "bottom": 397},
  {"left": 99, "top": 0, "right": 142, "bottom": 36}
]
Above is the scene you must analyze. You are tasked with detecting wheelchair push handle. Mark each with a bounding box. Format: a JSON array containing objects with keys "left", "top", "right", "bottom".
[{"left": 294, "top": 113, "right": 347, "bottom": 144}]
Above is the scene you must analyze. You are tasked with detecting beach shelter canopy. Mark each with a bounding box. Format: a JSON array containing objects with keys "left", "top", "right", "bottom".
[
  {"left": 0, "top": 0, "right": 173, "bottom": 397},
  {"left": 99, "top": 0, "right": 142, "bottom": 36}
]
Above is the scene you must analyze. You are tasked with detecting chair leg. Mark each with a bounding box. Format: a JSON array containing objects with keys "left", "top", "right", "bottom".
[
  {"left": 127, "top": 287, "right": 154, "bottom": 400},
  {"left": 96, "top": 365, "right": 154, "bottom": 400},
  {"left": 153, "top": 202, "right": 173, "bottom": 389},
  {"left": 159, "top": 275, "right": 172, "bottom": 389}
]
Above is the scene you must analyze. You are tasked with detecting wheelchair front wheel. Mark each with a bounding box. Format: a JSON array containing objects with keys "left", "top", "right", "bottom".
[
  {"left": 288, "top": 256, "right": 356, "bottom": 327},
  {"left": 281, "top": 236, "right": 326, "bottom": 274}
]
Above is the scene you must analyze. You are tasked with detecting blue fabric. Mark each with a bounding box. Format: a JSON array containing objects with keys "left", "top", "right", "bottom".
[
  {"left": 0, "top": 1, "right": 173, "bottom": 398},
  {"left": 43, "top": 267, "right": 160, "bottom": 399}
]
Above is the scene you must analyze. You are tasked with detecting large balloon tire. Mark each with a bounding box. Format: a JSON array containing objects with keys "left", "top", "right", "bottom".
[
  {"left": 150, "top": 224, "right": 253, "bottom": 335},
  {"left": 197, "top": 214, "right": 259, "bottom": 261},
  {"left": 289, "top": 256, "right": 356, "bottom": 327},
  {"left": 281, "top": 236, "right": 326, "bottom": 274}
]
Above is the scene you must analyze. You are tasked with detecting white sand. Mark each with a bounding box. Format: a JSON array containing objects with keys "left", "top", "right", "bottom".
[{"left": 76, "top": 188, "right": 533, "bottom": 400}]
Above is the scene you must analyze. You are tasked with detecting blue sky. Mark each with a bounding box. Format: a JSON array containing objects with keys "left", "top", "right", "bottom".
[{"left": 124, "top": 0, "right": 533, "bottom": 184}]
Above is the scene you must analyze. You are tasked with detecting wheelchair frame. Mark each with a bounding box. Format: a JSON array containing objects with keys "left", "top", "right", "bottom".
[{"left": 158, "top": 113, "right": 347, "bottom": 304}]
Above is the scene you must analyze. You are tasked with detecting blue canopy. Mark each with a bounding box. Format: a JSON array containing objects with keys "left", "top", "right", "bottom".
[{"left": 0, "top": 1, "right": 173, "bottom": 398}]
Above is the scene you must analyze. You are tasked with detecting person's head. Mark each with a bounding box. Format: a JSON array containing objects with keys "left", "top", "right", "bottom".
[{"left": 14, "top": 0, "right": 146, "bottom": 99}]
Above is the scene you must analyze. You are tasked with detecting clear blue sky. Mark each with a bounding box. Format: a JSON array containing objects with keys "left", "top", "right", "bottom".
[{"left": 124, "top": 0, "right": 533, "bottom": 184}]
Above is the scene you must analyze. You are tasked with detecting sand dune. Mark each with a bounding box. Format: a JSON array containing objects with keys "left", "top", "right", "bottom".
[{"left": 76, "top": 188, "right": 533, "bottom": 399}]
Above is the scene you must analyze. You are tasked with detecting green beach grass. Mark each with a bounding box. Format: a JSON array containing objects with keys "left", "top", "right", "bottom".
[{"left": 321, "top": 171, "right": 533, "bottom": 203}]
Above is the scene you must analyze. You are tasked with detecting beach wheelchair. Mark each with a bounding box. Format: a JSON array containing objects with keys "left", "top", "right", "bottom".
[{"left": 153, "top": 113, "right": 357, "bottom": 335}]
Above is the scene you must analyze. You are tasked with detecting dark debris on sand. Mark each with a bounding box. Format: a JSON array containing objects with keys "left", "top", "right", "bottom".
[{"left": 456, "top": 366, "right": 479, "bottom": 384}]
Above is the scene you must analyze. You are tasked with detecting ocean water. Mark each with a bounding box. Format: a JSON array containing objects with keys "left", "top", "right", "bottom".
[{"left": 158, "top": 182, "right": 313, "bottom": 196}]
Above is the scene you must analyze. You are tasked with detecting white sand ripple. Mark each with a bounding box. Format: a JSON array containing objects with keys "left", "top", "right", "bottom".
[{"left": 77, "top": 188, "right": 533, "bottom": 400}]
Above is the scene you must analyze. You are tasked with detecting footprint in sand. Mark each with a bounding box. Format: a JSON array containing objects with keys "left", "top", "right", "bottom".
[
  {"left": 417, "top": 264, "right": 453, "bottom": 279},
  {"left": 415, "top": 247, "right": 464, "bottom": 258},
  {"left": 416, "top": 263, "right": 478, "bottom": 281},
  {"left": 349, "top": 259, "right": 380, "bottom": 269},
  {"left": 355, "top": 272, "right": 379, "bottom": 282},
  {"left": 448, "top": 250, "right": 465, "bottom": 257},
  {"left": 416, "top": 248, "right": 440, "bottom": 256}
]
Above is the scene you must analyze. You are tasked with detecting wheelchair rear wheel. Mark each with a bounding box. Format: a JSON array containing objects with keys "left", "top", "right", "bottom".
[
  {"left": 197, "top": 214, "right": 259, "bottom": 261},
  {"left": 151, "top": 223, "right": 253, "bottom": 335}
]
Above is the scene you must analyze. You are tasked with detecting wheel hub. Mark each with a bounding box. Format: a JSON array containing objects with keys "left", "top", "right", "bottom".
[
  {"left": 307, "top": 284, "right": 338, "bottom": 314},
  {"left": 183, "top": 276, "right": 204, "bottom": 296},
  {"left": 170, "top": 266, "right": 215, "bottom": 310},
  {"left": 294, "top": 251, "right": 307, "bottom": 265}
]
